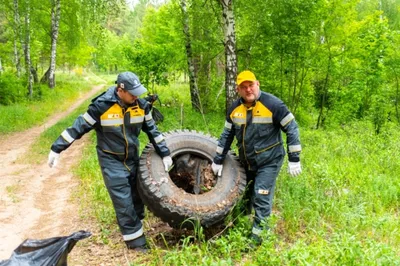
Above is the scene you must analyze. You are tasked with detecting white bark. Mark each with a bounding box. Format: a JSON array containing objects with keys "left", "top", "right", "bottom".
[
  {"left": 180, "top": 0, "right": 201, "bottom": 111},
  {"left": 24, "top": 0, "right": 33, "bottom": 97},
  {"left": 49, "top": 0, "right": 61, "bottom": 88},
  {"left": 13, "top": 0, "right": 21, "bottom": 77},
  {"left": 219, "top": 0, "right": 237, "bottom": 111}
]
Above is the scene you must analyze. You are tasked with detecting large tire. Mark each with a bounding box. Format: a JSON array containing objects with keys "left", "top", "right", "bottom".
[{"left": 138, "top": 130, "right": 246, "bottom": 229}]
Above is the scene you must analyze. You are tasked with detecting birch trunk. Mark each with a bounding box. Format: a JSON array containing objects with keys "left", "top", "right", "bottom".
[
  {"left": 180, "top": 0, "right": 201, "bottom": 112},
  {"left": 24, "top": 0, "right": 33, "bottom": 97},
  {"left": 48, "top": 0, "right": 61, "bottom": 88},
  {"left": 219, "top": 0, "right": 237, "bottom": 112},
  {"left": 13, "top": 0, "right": 21, "bottom": 77}
]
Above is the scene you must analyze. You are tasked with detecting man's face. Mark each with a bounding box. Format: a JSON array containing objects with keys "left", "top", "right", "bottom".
[
  {"left": 237, "top": 80, "right": 260, "bottom": 104},
  {"left": 119, "top": 88, "right": 138, "bottom": 105}
]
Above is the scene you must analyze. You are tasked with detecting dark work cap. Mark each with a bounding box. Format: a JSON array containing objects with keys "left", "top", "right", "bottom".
[{"left": 116, "top": 72, "right": 147, "bottom": 96}]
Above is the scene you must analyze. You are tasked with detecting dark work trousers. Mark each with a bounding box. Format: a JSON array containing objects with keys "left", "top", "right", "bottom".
[
  {"left": 97, "top": 149, "right": 145, "bottom": 241},
  {"left": 244, "top": 155, "right": 284, "bottom": 236}
]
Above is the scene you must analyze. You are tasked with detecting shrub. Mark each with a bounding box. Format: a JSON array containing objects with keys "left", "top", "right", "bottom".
[{"left": 0, "top": 72, "right": 26, "bottom": 105}]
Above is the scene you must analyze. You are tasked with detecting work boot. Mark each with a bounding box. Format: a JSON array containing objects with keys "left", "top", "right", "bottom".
[
  {"left": 250, "top": 233, "right": 262, "bottom": 246},
  {"left": 125, "top": 235, "right": 149, "bottom": 253},
  {"left": 242, "top": 233, "right": 262, "bottom": 252}
]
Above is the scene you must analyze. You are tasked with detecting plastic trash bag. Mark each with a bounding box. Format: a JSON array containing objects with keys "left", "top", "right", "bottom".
[
  {"left": 144, "top": 94, "right": 164, "bottom": 124},
  {"left": 0, "top": 230, "right": 91, "bottom": 266},
  {"left": 151, "top": 107, "right": 164, "bottom": 124}
]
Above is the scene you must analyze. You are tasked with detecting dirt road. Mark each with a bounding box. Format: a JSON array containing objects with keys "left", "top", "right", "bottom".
[
  {"left": 0, "top": 83, "right": 182, "bottom": 265},
  {"left": 0, "top": 85, "right": 104, "bottom": 261}
]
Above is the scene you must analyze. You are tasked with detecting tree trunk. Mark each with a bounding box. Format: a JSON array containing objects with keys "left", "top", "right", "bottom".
[
  {"left": 393, "top": 68, "right": 400, "bottom": 124},
  {"left": 291, "top": 53, "right": 298, "bottom": 108},
  {"left": 316, "top": 55, "right": 331, "bottom": 129},
  {"left": 180, "top": 0, "right": 201, "bottom": 112},
  {"left": 219, "top": 0, "right": 237, "bottom": 112},
  {"left": 48, "top": 0, "right": 61, "bottom": 89},
  {"left": 24, "top": 0, "right": 33, "bottom": 97},
  {"left": 293, "top": 67, "right": 308, "bottom": 115},
  {"left": 13, "top": 0, "right": 21, "bottom": 78},
  {"left": 0, "top": 58, "right": 3, "bottom": 73},
  {"left": 31, "top": 66, "right": 39, "bottom": 83},
  {"left": 41, "top": 67, "right": 51, "bottom": 84}
]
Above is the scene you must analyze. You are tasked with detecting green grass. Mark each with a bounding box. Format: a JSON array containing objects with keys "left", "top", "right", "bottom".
[
  {"left": 23, "top": 77, "right": 400, "bottom": 265},
  {"left": 0, "top": 71, "right": 113, "bottom": 135}
]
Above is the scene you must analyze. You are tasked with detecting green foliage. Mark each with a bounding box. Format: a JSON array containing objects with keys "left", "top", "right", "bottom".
[
  {"left": 93, "top": 30, "right": 132, "bottom": 72},
  {"left": 2, "top": 0, "right": 400, "bottom": 129},
  {"left": 122, "top": 4, "right": 186, "bottom": 89},
  {"left": 0, "top": 72, "right": 95, "bottom": 135},
  {"left": 124, "top": 40, "right": 170, "bottom": 88},
  {"left": 0, "top": 72, "right": 26, "bottom": 105},
  {"left": 134, "top": 82, "right": 226, "bottom": 134}
]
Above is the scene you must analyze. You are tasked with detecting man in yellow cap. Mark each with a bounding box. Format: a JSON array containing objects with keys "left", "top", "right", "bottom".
[{"left": 211, "top": 70, "right": 302, "bottom": 248}]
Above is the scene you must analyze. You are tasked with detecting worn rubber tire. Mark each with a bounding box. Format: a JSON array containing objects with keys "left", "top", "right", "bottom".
[{"left": 138, "top": 130, "right": 246, "bottom": 229}]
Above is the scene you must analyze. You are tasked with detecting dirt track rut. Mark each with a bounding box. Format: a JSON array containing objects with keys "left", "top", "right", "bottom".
[{"left": 0, "top": 85, "right": 104, "bottom": 260}]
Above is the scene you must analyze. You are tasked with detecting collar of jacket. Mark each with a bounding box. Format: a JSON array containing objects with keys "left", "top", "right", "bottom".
[
  {"left": 101, "top": 86, "right": 137, "bottom": 109},
  {"left": 239, "top": 90, "right": 262, "bottom": 106},
  {"left": 113, "top": 86, "right": 128, "bottom": 108}
]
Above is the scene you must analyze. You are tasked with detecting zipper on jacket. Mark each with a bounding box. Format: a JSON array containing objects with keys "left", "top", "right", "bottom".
[
  {"left": 242, "top": 105, "right": 254, "bottom": 168},
  {"left": 121, "top": 108, "right": 131, "bottom": 171},
  {"left": 242, "top": 124, "right": 251, "bottom": 168}
]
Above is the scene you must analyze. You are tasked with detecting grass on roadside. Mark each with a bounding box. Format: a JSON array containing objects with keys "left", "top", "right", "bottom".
[{"left": 0, "top": 71, "right": 113, "bottom": 135}]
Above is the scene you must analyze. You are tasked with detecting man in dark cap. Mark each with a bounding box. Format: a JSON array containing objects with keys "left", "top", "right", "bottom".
[{"left": 47, "top": 71, "right": 172, "bottom": 252}]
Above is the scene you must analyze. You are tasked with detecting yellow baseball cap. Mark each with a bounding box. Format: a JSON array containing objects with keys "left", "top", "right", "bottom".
[{"left": 236, "top": 70, "right": 257, "bottom": 85}]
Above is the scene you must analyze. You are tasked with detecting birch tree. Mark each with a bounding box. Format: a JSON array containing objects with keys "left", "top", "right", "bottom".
[
  {"left": 41, "top": 0, "right": 61, "bottom": 89},
  {"left": 180, "top": 0, "right": 201, "bottom": 111},
  {"left": 13, "top": 0, "right": 22, "bottom": 77},
  {"left": 23, "top": 0, "right": 33, "bottom": 96},
  {"left": 218, "top": 0, "right": 237, "bottom": 111}
]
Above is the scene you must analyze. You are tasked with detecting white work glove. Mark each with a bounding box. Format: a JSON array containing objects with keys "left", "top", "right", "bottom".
[
  {"left": 163, "top": 156, "right": 173, "bottom": 172},
  {"left": 211, "top": 162, "right": 223, "bottom": 176},
  {"left": 48, "top": 150, "right": 60, "bottom": 168},
  {"left": 288, "top": 161, "right": 302, "bottom": 177}
]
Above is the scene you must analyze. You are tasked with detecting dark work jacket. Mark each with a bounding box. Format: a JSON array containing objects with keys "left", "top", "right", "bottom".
[
  {"left": 51, "top": 86, "right": 170, "bottom": 170},
  {"left": 213, "top": 91, "right": 301, "bottom": 171}
]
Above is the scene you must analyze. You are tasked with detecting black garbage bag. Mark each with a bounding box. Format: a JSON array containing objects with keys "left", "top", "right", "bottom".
[
  {"left": 151, "top": 106, "right": 164, "bottom": 124},
  {"left": 0, "top": 230, "right": 91, "bottom": 266},
  {"left": 144, "top": 94, "right": 164, "bottom": 124}
]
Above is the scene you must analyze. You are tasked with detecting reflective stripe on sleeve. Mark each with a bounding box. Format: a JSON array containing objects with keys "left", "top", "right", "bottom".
[
  {"left": 61, "top": 130, "right": 74, "bottom": 144},
  {"left": 280, "top": 113, "right": 294, "bottom": 126},
  {"left": 224, "top": 121, "right": 232, "bottom": 129},
  {"left": 122, "top": 226, "right": 144, "bottom": 241},
  {"left": 145, "top": 113, "right": 153, "bottom": 121},
  {"left": 216, "top": 146, "right": 224, "bottom": 154},
  {"left": 154, "top": 134, "right": 164, "bottom": 143},
  {"left": 83, "top": 112, "right": 96, "bottom": 126},
  {"left": 289, "top": 144, "right": 302, "bottom": 153}
]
